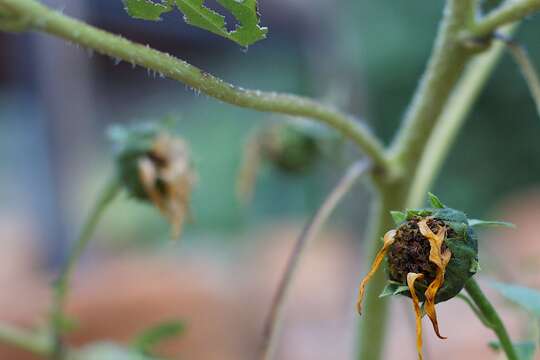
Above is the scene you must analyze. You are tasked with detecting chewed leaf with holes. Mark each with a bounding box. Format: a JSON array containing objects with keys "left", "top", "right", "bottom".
[
  {"left": 122, "top": 0, "right": 267, "bottom": 46},
  {"left": 217, "top": 0, "right": 267, "bottom": 46},
  {"left": 123, "top": 0, "right": 174, "bottom": 21},
  {"left": 175, "top": 0, "right": 267, "bottom": 46}
]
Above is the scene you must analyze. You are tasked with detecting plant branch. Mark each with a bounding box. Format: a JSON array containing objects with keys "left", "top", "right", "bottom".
[
  {"left": 464, "top": 279, "right": 519, "bottom": 360},
  {"left": 388, "top": 0, "right": 477, "bottom": 175},
  {"left": 406, "top": 25, "right": 516, "bottom": 208},
  {"left": 50, "top": 177, "right": 121, "bottom": 359},
  {"left": 0, "top": 0, "right": 388, "bottom": 171},
  {"left": 258, "top": 160, "right": 371, "bottom": 360},
  {"left": 471, "top": 0, "right": 540, "bottom": 37}
]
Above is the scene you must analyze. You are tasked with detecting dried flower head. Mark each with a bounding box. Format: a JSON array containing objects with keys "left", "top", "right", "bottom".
[
  {"left": 109, "top": 122, "right": 196, "bottom": 239},
  {"left": 356, "top": 193, "right": 485, "bottom": 360}
]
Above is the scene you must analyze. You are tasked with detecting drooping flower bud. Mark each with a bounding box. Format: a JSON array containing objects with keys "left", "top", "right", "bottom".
[
  {"left": 109, "top": 122, "right": 196, "bottom": 239},
  {"left": 237, "top": 121, "right": 338, "bottom": 203}
]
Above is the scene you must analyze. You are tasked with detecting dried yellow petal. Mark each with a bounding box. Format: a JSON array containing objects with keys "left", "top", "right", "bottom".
[
  {"left": 407, "top": 272, "right": 425, "bottom": 360},
  {"left": 356, "top": 230, "right": 396, "bottom": 315},
  {"left": 418, "top": 219, "right": 452, "bottom": 339}
]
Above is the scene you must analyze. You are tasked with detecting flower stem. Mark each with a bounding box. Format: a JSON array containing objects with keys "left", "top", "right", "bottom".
[
  {"left": 50, "top": 177, "right": 121, "bottom": 359},
  {"left": 0, "top": 0, "right": 388, "bottom": 171},
  {"left": 258, "top": 160, "right": 371, "bottom": 360},
  {"left": 464, "top": 279, "right": 519, "bottom": 360}
]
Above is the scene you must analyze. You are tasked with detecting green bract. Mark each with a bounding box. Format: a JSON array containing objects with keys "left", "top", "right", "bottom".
[{"left": 108, "top": 122, "right": 163, "bottom": 201}]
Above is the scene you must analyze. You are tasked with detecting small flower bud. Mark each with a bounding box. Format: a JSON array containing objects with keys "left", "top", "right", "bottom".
[{"left": 109, "top": 122, "right": 196, "bottom": 239}]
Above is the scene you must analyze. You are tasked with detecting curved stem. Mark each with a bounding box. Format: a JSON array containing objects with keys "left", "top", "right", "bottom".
[
  {"left": 471, "top": 0, "right": 540, "bottom": 37},
  {"left": 464, "top": 279, "right": 519, "bottom": 360},
  {"left": 0, "top": 0, "right": 388, "bottom": 171},
  {"left": 497, "top": 35, "right": 540, "bottom": 117},
  {"left": 456, "top": 293, "right": 494, "bottom": 329},
  {"left": 258, "top": 160, "right": 371, "bottom": 360},
  {"left": 50, "top": 177, "right": 121, "bottom": 359}
]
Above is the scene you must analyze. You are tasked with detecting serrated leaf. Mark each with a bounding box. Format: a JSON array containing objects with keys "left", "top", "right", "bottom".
[
  {"left": 390, "top": 211, "right": 406, "bottom": 225},
  {"left": 175, "top": 0, "right": 229, "bottom": 39},
  {"left": 491, "top": 282, "right": 540, "bottom": 316},
  {"left": 216, "top": 0, "right": 267, "bottom": 46},
  {"left": 468, "top": 219, "right": 516, "bottom": 228},
  {"left": 489, "top": 340, "right": 537, "bottom": 360},
  {"left": 132, "top": 320, "right": 185, "bottom": 355},
  {"left": 428, "top": 192, "right": 445, "bottom": 209},
  {"left": 123, "top": 0, "right": 174, "bottom": 21},
  {"left": 175, "top": 0, "right": 266, "bottom": 46}
]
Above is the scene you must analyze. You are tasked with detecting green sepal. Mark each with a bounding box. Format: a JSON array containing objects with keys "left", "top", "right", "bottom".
[
  {"left": 428, "top": 192, "right": 445, "bottom": 209},
  {"left": 390, "top": 211, "right": 406, "bottom": 225},
  {"left": 379, "top": 281, "right": 410, "bottom": 298},
  {"left": 468, "top": 219, "right": 516, "bottom": 228}
]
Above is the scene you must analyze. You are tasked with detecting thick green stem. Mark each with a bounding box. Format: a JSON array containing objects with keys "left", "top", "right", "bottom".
[
  {"left": 389, "top": 0, "right": 476, "bottom": 175},
  {"left": 50, "top": 177, "right": 120, "bottom": 359},
  {"left": 471, "top": 0, "right": 540, "bottom": 37},
  {"left": 464, "top": 279, "right": 519, "bottom": 360},
  {"left": 356, "top": 183, "right": 408, "bottom": 360},
  {"left": 0, "top": 0, "right": 388, "bottom": 170}
]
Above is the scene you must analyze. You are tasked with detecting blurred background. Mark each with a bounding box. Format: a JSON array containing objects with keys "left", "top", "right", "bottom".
[{"left": 0, "top": 0, "right": 539, "bottom": 359}]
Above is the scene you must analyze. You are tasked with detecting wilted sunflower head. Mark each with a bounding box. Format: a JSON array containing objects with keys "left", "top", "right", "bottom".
[
  {"left": 356, "top": 193, "right": 513, "bottom": 360},
  {"left": 385, "top": 204, "right": 478, "bottom": 303},
  {"left": 109, "top": 122, "right": 196, "bottom": 239}
]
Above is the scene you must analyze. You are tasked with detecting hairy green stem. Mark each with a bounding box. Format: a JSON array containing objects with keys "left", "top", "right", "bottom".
[
  {"left": 50, "top": 177, "right": 120, "bottom": 359},
  {"left": 471, "top": 0, "right": 540, "bottom": 37},
  {"left": 465, "top": 279, "right": 519, "bottom": 360},
  {"left": 0, "top": 0, "right": 388, "bottom": 170}
]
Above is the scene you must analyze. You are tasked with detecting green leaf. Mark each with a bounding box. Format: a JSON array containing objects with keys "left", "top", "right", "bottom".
[
  {"left": 489, "top": 340, "right": 537, "bottom": 360},
  {"left": 491, "top": 282, "right": 540, "bottom": 316},
  {"left": 174, "top": 0, "right": 229, "bottom": 39},
  {"left": 175, "top": 0, "right": 267, "bottom": 46},
  {"left": 390, "top": 211, "right": 406, "bottom": 225},
  {"left": 428, "top": 192, "right": 445, "bottom": 209},
  {"left": 132, "top": 320, "right": 186, "bottom": 355},
  {"left": 380, "top": 281, "right": 409, "bottom": 298},
  {"left": 123, "top": 0, "right": 174, "bottom": 21},
  {"left": 216, "top": 0, "right": 267, "bottom": 46},
  {"left": 468, "top": 219, "right": 516, "bottom": 228}
]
